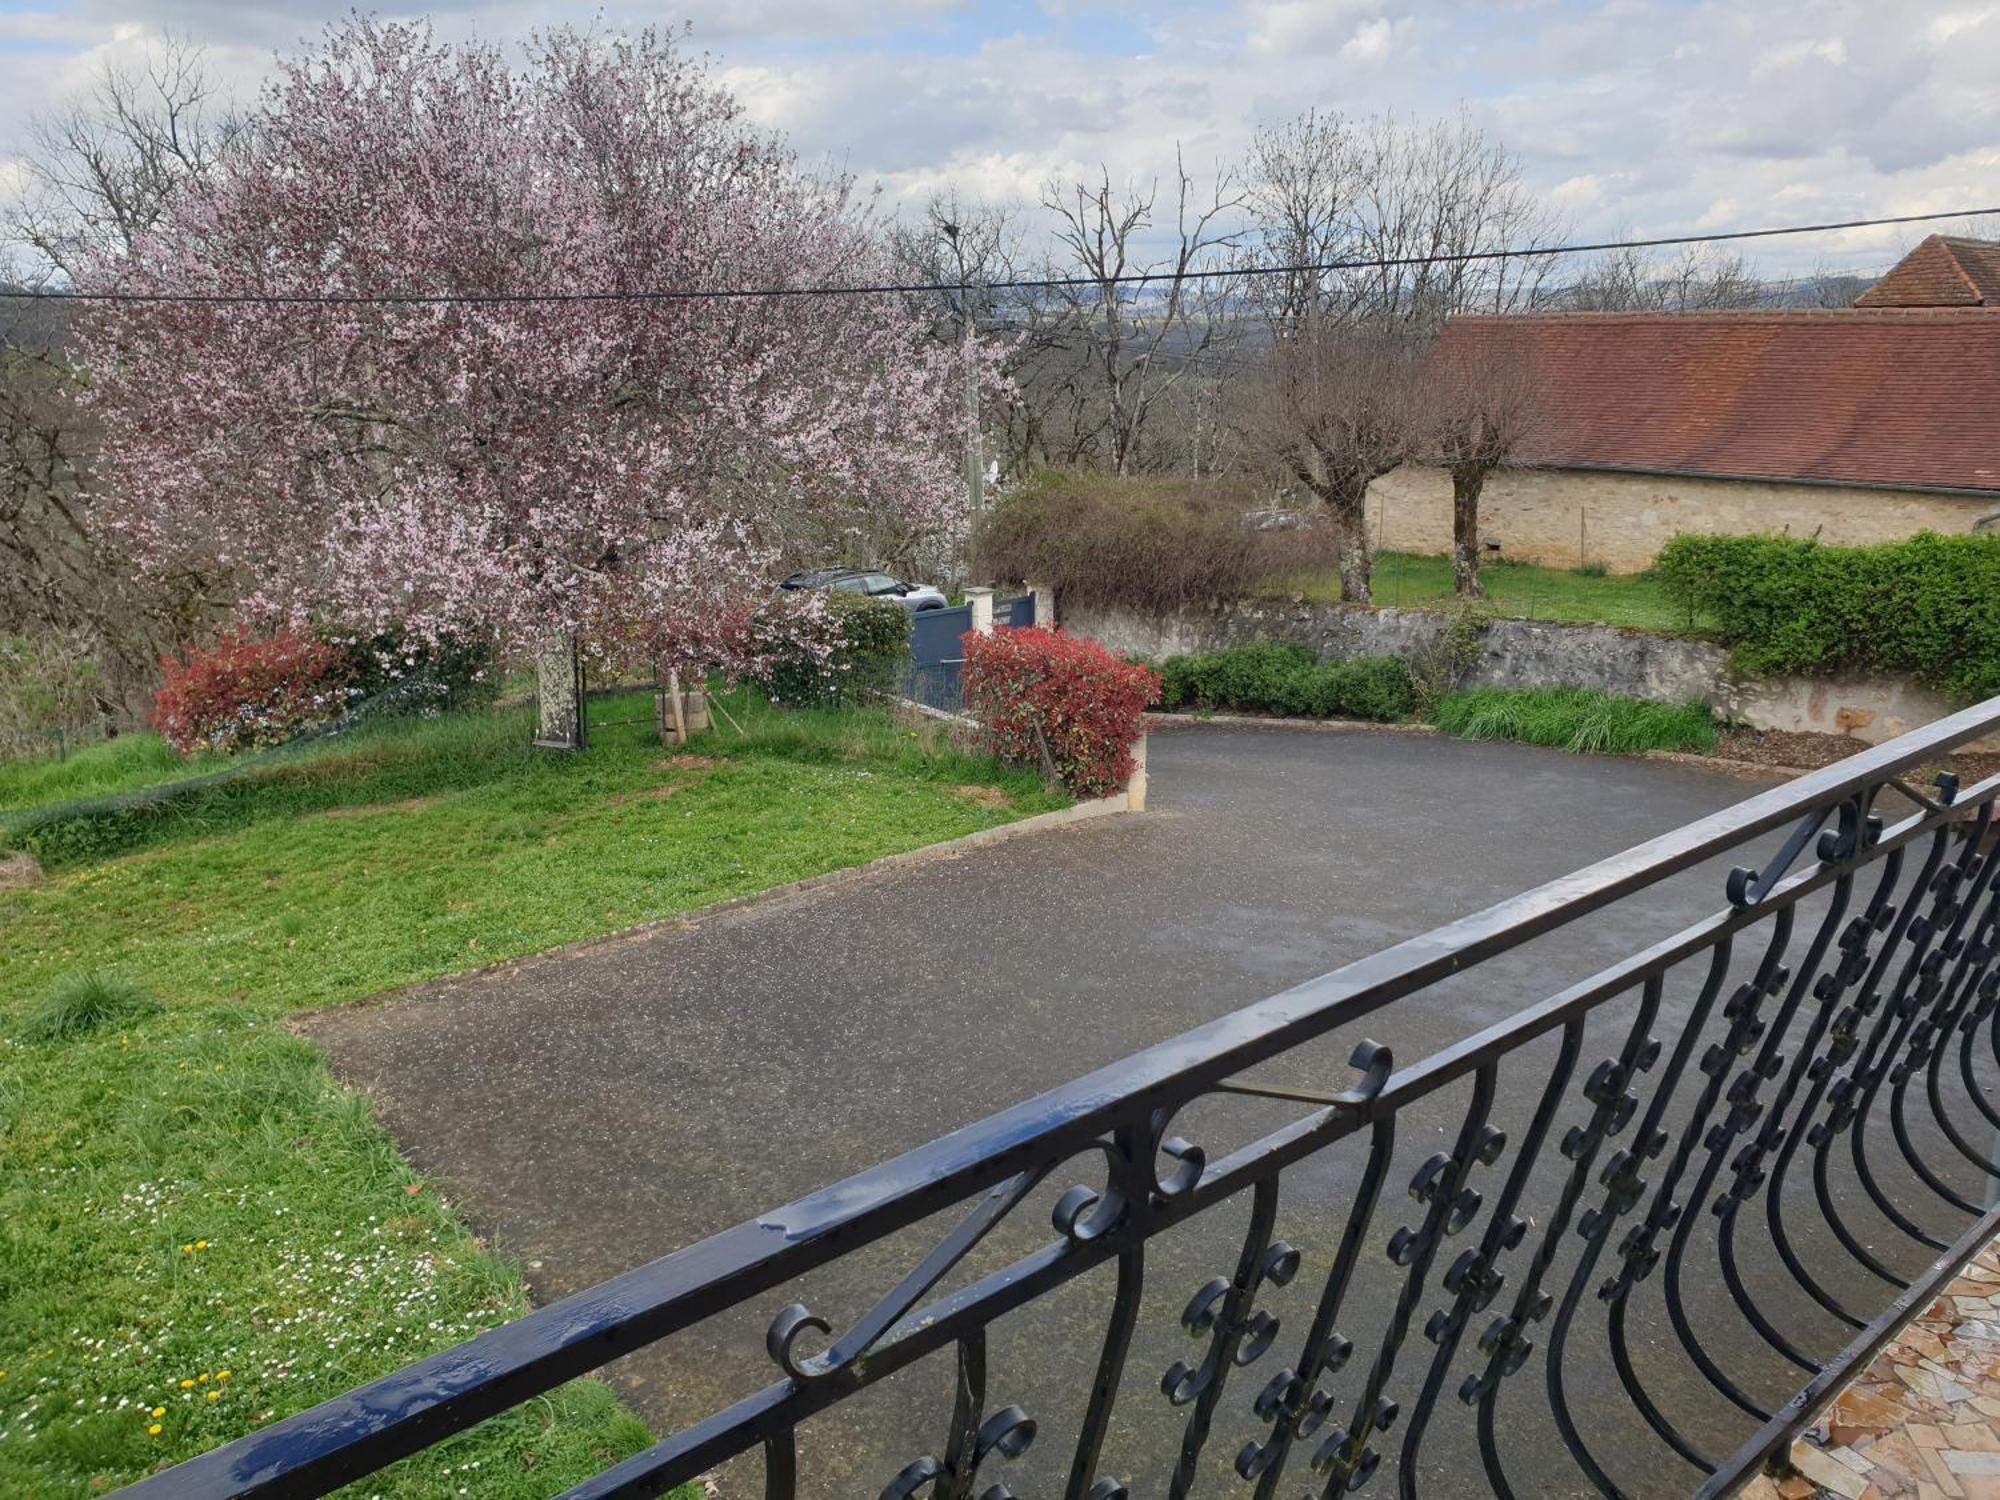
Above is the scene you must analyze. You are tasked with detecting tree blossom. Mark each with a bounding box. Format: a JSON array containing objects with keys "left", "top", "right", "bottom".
[{"left": 76, "top": 19, "right": 994, "bottom": 675}]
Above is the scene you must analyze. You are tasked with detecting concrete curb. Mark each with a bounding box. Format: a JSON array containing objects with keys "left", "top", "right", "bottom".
[
  {"left": 1641, "top": 749, "right": 1815, "bottom": 783},
  {"left": 292, "top": 791, "right": 1132, "bottom": 1019},
  {"left": 1144, "top": 711, "right": 1440, "bottom": 736}
]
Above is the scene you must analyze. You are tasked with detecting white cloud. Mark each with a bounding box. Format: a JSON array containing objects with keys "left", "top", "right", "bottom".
[{"left": 3, "top": 0, "right": 1996, "bottom": 281}]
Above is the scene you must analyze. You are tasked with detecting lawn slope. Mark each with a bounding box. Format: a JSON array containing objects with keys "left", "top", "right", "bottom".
[{"left": 0, "top": 690, "right": 1059, "bottom": 1497}]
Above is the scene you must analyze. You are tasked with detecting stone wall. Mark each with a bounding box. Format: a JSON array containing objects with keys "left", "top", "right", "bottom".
[
  {"left": 1063, "top": 599, "right": 1997, "bottom": 750},
  {"left": 1365, "top": 466, "right": 1999, "bottom": 575}
]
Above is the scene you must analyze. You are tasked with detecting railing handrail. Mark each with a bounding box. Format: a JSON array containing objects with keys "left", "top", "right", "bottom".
[{"left": 121, "top": 693, "right": 2000, "bottom": 1498}]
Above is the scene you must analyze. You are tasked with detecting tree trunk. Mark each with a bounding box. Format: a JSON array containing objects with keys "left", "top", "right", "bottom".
[
  {"left": 1326, "top": 481, "right": 1372, "bottom": 604},
  {"left": 1452, "top": 469, "right": 1485, "bottom": 599}
]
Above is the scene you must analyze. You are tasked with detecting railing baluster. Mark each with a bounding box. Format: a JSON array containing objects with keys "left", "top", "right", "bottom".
[
  {"left": 1761, "top": 842, "right": 1907, "bottom": 1329},
  {"left": 1843, "top": 818, "right": 1961, "bottom": 1247},
  {"left": 1658, "top": 910, "right": 1798, "bottom": 1419},
  {"left": 1247, "top": 1102, "right": 1397, "bottom": 1500},
  {"left": 1163, "top": 1172, "right": 1281, "bottom": 1500},
  {"left": 1313, "top": 1065, "right": 1499, "bottom": 1495},
  {"left": 1542, "top": 976, "right": 1668, "bottom": 1499},
  {"left": 764, "top": 1431, "right": 797, "bottom": 1500},
  {"left": 1399, "top": 1023, "right": 1584, "bottom": 1499},
  {"left": 1063, "top": 1123, "right": 1148, "bottom": 1500},
  {"left": 1710, "top": 869, "right": 1857, "bottom": 1374}
]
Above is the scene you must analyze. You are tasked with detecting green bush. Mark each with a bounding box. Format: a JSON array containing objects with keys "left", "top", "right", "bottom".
[
  {"left": 1156, "top": 642, "right": 1413, "bottom": 722},
  {"left": 1336, "top": 655, "right": 1418, "bottom": 722},
  {"left": 1433, "top": 686, "right": 1717, "bottom": 755},
  {"left": 1653, "top": 532, "right": 2000, "bottom": 702},
  {"left": 755, "top": 595, "right": 912, "bottom": 708}
]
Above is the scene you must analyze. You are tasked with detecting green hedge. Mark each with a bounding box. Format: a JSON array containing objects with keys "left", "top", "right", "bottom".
[
  {"left": 1433, "top": 686, "right": 1717, "bottom": 755},
  {"left": 1157, "top": 642, "right": 1415, "bottom": 722},
  {"left": 1653, "top": 532, "right": 2000, "bottom": 702}
]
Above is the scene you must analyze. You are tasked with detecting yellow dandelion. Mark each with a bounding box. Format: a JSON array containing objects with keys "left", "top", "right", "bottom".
[
  {"left": 151, "top": 1406, "right": 165, "bottom": 1418},
  {"left": 179, "top": 1379, "right": 193, "bottom": 1389},
  {"left": 206, "top": 1391, "right": 220, "bottom": 1403},
  {"left": 195, "top": 1239, "right": 208, "bottom": 1250},
  {"left": 217, "top": 1371, "right": 230, "bottom": 1381},
  {"left": 197, "top": 1373, "right": 209, "bottom": 1383},
  {"left": 148, "top": 1423, "right": 162, "bottom": 1436},
  {"left": 180, "top": 1243, "right": 194, "bottom": 1254}
]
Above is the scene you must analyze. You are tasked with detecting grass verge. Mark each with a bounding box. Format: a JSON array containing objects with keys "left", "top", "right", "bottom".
[
  {"left": 1432, "top": 686, "right": 1719, "bottom": 755},
  {"left": 0, "top": 688, "right": 1061, "bottom": 1497},
  {"left": 1267, "top": 551, "right": 1708, "bottom": 634}
]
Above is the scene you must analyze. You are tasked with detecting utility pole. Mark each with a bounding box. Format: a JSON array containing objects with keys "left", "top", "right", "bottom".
[{"left": 942, "top": 222, "right": 984, "bottom": 519}]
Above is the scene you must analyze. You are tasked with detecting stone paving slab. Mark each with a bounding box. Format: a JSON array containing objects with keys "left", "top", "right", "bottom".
[{"left": 1744, "top": 1242, "right": 2000, "bottom": 1500}]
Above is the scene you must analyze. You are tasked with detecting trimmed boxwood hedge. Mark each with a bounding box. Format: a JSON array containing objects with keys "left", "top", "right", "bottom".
[
  {"left": 1653, "top": 531, "right": 2000, "bottom": 703},
  {"left": 1156, "top": 642, "right": 1415, "bottom": 722}
]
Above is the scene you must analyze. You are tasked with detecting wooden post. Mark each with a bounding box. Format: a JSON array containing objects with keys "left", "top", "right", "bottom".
[{"left": 663, "top": 669, "right": 690, "bottom": 745}]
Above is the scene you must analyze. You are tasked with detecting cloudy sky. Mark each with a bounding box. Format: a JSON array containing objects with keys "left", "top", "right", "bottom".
[{"left": 1, "top": 0, "right": 1996, "bottom": 279}]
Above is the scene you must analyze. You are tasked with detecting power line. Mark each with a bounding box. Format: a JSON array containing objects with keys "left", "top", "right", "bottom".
[{"left": 2, "top": 205, "right": 1992, "bottom": 307}]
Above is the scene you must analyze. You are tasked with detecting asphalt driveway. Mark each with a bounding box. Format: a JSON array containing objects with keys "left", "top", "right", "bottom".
[{"left": 303, "top": 726, "right": 1794, "bottom": 1496}]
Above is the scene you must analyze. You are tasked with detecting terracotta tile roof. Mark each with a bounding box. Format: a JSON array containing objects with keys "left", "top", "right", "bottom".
[
  {"left": 1855, "top": 235, "right": 2000, "bottom": 308},
  {"left": 1436, "top": 308, "right": 2000, "bottom": 495}
]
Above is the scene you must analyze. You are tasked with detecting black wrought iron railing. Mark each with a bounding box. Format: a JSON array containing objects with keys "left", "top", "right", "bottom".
[{"left": 126, "top": 697, "right": 2000, "bottom": 1500}]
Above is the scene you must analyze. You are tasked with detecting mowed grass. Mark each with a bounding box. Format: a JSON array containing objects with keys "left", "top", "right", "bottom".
[
  {"left": 1267, "top": 551, "right": 1708, "bottom": 634},
  {"left": 0, "top": 689, "right": 1062, "bottom": 1497}
]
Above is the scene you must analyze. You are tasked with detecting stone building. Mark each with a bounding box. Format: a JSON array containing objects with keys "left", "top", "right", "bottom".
[{"left": 1368, "top": 235, "right": 2000, "bottom": 573}]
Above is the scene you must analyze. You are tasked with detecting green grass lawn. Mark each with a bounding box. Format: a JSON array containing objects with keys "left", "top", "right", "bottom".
[
  {"left": 0, "top": 690, "right": 1063, "bottom": 1497},
  {"left": 1266, "top": 551, "right": 1709, "bottom": 634},
  {"left": 0, "top": 733, "right": 230, "bottom": 814}
]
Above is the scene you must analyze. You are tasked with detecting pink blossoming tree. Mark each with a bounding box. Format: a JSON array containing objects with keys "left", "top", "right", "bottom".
[{"left": 76, "top": 19, "right": 988, "bottom": 691}]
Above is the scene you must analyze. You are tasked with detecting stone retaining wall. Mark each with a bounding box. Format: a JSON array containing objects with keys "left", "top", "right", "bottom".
[{"left": 1062, "top": 600, "right": 1995, "bottom": 751}]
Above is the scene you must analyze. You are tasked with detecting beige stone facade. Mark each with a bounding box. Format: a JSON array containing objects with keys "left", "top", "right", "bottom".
[{"left": 1364, "top": 465, "right": 1999, "bottom": 574}]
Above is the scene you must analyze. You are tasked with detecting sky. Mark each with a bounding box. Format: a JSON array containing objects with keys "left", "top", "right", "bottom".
[{"left": 0, "top": 0, "right": 1996, "bottom": 280}]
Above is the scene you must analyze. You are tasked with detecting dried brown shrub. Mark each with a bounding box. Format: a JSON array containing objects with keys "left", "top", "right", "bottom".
[{"left": 972, "top": 470, "right": 1338, "bottom": 614}]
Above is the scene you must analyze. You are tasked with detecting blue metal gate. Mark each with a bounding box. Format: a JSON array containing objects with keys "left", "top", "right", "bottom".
[{"left": 898, "top": 595, "right": 1036, "bottom": 713}]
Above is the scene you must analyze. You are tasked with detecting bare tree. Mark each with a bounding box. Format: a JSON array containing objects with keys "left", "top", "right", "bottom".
[
  {"left": 1257, "top": 319, "right": 1426, "bottom": 603},
  {"left": 1424, "top": 329, "right": 1532, "bottom": 598},
  {"left": 1555, "top": 243, "right": 1761, "bottom": 311},
  {"left": 1342, "top": 112, "right": 1563, "bottom": 327},
  {"left": 1243, "top": 110, "right": 1563, "bottom": 333},
  {"left": 1039, "top": 152, "right": 1245, "bottom": 475},
  {"left": 0, "top": 36, "right": 238, "bottom": 732},
  {"left": 9, "top": 35, "right": 243, "bottom": 280},
  {"left": 885, "top": 190, "right": 1094, "bottom": 487}
]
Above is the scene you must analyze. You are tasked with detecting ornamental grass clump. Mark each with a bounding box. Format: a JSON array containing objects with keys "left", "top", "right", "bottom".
[
  {"left": 962, "top": 627, "right": 1158, "bottom": 798},
  {"left": 1433, "top": 686, "right": 1717, "bottom": 756},
  {"left": 21, "top": 971, "right": 160, "bottom": 1043}
]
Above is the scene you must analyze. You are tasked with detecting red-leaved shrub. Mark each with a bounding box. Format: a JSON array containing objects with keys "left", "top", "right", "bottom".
[
  {"left": 154, "top": 630, "right": 357, "bottom": 755},
  {"left": 961, "top": 626, "right": 1159, "bottom": 798}
]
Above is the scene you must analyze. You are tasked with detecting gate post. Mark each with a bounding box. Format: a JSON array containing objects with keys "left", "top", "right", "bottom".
[
  {"left": 965, "top": 587, "right": 996, "bottom": 636},
  {"left": 533, "top": 633, "right": 585, "bottom": 751},
  {"left": 1026, "top": 580, "right": 1055, "bottom": 629}
]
